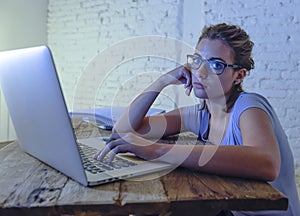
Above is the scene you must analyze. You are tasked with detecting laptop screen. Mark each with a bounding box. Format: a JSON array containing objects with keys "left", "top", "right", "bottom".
[{"left": 0, "top": 46, "right": 88, "bottom": 185}]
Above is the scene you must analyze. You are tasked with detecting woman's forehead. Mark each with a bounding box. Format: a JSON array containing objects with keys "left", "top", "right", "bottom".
[{"left": 195, "top": 39, "right": 234, "bottom": 62}]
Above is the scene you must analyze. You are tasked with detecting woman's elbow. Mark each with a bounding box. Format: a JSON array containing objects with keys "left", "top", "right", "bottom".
[
  {"left": 263, "top": 167, "right": 279, "bottom": 182},
  {"left": 260, "top": 155, "right": 281, "bottom": 182}
]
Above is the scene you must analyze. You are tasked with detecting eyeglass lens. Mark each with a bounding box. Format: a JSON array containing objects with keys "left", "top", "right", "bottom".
[{"left": 187, "top": 55, "right": 225, "bottom": 75}]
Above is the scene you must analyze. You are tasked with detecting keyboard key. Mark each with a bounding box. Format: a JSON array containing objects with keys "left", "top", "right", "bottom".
[{"left": 77, "top": 143, "right": 137, "bottom": 174}]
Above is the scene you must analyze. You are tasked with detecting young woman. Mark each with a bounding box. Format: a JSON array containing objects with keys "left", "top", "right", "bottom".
[{"left": 94, "top": 23, "right": 300, "bottom": 215}]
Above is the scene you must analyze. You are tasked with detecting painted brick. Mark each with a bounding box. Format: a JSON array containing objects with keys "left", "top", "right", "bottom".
[{"left": 47, "top": 0, "right": 300, "bottom": 166}]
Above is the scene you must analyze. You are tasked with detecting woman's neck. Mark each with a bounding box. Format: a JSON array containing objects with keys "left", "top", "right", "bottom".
[{"left": 206, "top": 98, "right": 228, "bottom": 118}]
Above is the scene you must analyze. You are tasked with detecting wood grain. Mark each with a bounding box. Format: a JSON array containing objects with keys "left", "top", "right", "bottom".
[{"left": 0, "top": 120, "right": 288, "bottom": 216}]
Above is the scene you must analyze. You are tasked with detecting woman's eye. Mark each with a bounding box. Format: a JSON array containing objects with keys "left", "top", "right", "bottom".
[
  {"left": 193, "top": 57, "right": 202, "bottom": 65},
  {"left": 210, "top": 61, "right": 224, "bottom": 70}
]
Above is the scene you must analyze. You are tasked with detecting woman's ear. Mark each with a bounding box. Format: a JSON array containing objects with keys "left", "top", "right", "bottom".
[{"left": 234, "top": 68, "right": 247, "bottom": 85}]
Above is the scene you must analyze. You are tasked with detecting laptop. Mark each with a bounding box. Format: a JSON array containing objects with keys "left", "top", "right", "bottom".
[{"left": 0, "top": 46, "right": 174, "bottom": 186}]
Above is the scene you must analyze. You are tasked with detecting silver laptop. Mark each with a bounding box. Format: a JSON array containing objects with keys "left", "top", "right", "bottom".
[{"left": 0, "top": 46, "right": 174, "bottom": 186}]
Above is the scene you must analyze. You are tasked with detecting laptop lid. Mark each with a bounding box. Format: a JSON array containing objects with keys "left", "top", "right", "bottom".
[
  {"left": 0, "top": 46, "right": 175, "bottom": 187},
  {"left": 0, "top": 46, "right": 88, "bottom": 186}
]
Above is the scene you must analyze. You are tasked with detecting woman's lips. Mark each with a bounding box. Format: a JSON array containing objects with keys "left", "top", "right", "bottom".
[{"left": 193, "top": 82, "right": 205, "bottom": 89}]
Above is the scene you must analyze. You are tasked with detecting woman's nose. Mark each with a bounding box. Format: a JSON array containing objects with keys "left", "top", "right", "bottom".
[{"left": 194, "top": 64, "right": 208, "bottom": 79}]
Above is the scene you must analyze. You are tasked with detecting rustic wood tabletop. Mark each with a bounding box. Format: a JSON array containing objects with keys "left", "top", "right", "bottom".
[{"left": 0, "top": 120, "right": 288, "bottom": 216}]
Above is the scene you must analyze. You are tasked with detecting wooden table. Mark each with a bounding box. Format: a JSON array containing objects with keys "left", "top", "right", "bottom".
[{"left": 0, "top": 120, "right": 288, "bottom": 216}]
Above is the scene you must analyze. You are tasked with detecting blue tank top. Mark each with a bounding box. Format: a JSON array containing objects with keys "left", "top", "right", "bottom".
[{"left": 196, "top": 92, "right": 300, "bottom": 215}]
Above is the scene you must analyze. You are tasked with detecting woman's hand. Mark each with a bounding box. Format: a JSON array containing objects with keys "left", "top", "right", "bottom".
[
  {"left": 94, "top": 133, "right": 162, "bottom": 162},
  {"left": 161, "top": 65, "right": 193, "bottom": 96}
]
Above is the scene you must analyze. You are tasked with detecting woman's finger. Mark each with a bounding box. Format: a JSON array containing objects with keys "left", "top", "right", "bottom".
[
  {"left": 94, "top": 138, "right": 130, "bottom": 161},
  {"left": 108, "top": 144, "right": 131, "bottom": 162},
  {"left": 185, "top": 85, "right": 193, "bottom": 96},
  {"left": 94, "top": 140, "right": 116, "bottom": 161},
  {"left": 94, "top": 145, "right": 111, "bottom": 161}
]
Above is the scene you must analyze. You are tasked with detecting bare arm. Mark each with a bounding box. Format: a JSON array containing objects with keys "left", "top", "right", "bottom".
[
  {"left": 161, "top": 108, "right": 281, "bottom": 181},
  {"left": 113, "top": 65, "right": 192, "bottom": 138},
  {"left": 96, "top": 108, "right": 281, "bottom": 182}
]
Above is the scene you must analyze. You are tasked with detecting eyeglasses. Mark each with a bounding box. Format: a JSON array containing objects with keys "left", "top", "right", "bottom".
[{"left": 187, "top": 54, "right": 242, "bottom": 75}]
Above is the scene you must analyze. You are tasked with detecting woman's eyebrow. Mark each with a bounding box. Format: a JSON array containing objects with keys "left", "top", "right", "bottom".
[
  {"left": 193, "top": 53, "right": 227, "bottom": 63},
  {"left": 193, "top": 53, "right": 202, "bottom": 57},
  {"left": 208, "top": 57, "right": 226, "bottom": 62}
]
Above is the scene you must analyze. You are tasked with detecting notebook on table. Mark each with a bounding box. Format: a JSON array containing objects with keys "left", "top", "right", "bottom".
[
  {"left": 69, "top": 107, "right": 165, "bottom": 130},
  {"left": 0, "top": 46, "right": 174, "bottom": 186}
]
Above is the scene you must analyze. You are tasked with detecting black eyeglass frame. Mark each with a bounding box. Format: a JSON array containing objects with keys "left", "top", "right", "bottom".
[{"left": 187, "top": 54, "right": 242, "bottom": 75}]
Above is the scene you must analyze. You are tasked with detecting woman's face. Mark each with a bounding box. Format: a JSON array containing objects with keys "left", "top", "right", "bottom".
[{"left": 191, "top": 38, "right": 239, "bottom": 102}]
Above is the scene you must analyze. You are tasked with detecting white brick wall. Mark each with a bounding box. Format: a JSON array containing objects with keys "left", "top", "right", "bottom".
[
  {"left": 201, "top": 0, "right": 300, "bottom": 164},
  {"left": 0, "top": 0, "right": 48, "bottom": 142},
  {"left": 47, "top": 0, "right": 300, "bottom": 165},
  {"left": 48, "top": 0, "right": 188, "bottom": 111}
]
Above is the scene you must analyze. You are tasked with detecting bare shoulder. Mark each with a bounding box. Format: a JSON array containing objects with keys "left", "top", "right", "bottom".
[{"left": 239, "top": 107, "right": 278, "bottom": 149}]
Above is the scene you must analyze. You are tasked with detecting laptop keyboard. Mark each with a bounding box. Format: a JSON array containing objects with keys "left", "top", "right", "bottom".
[{"left": 78, "top": 143, "right": 137, "bottom": 174}]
